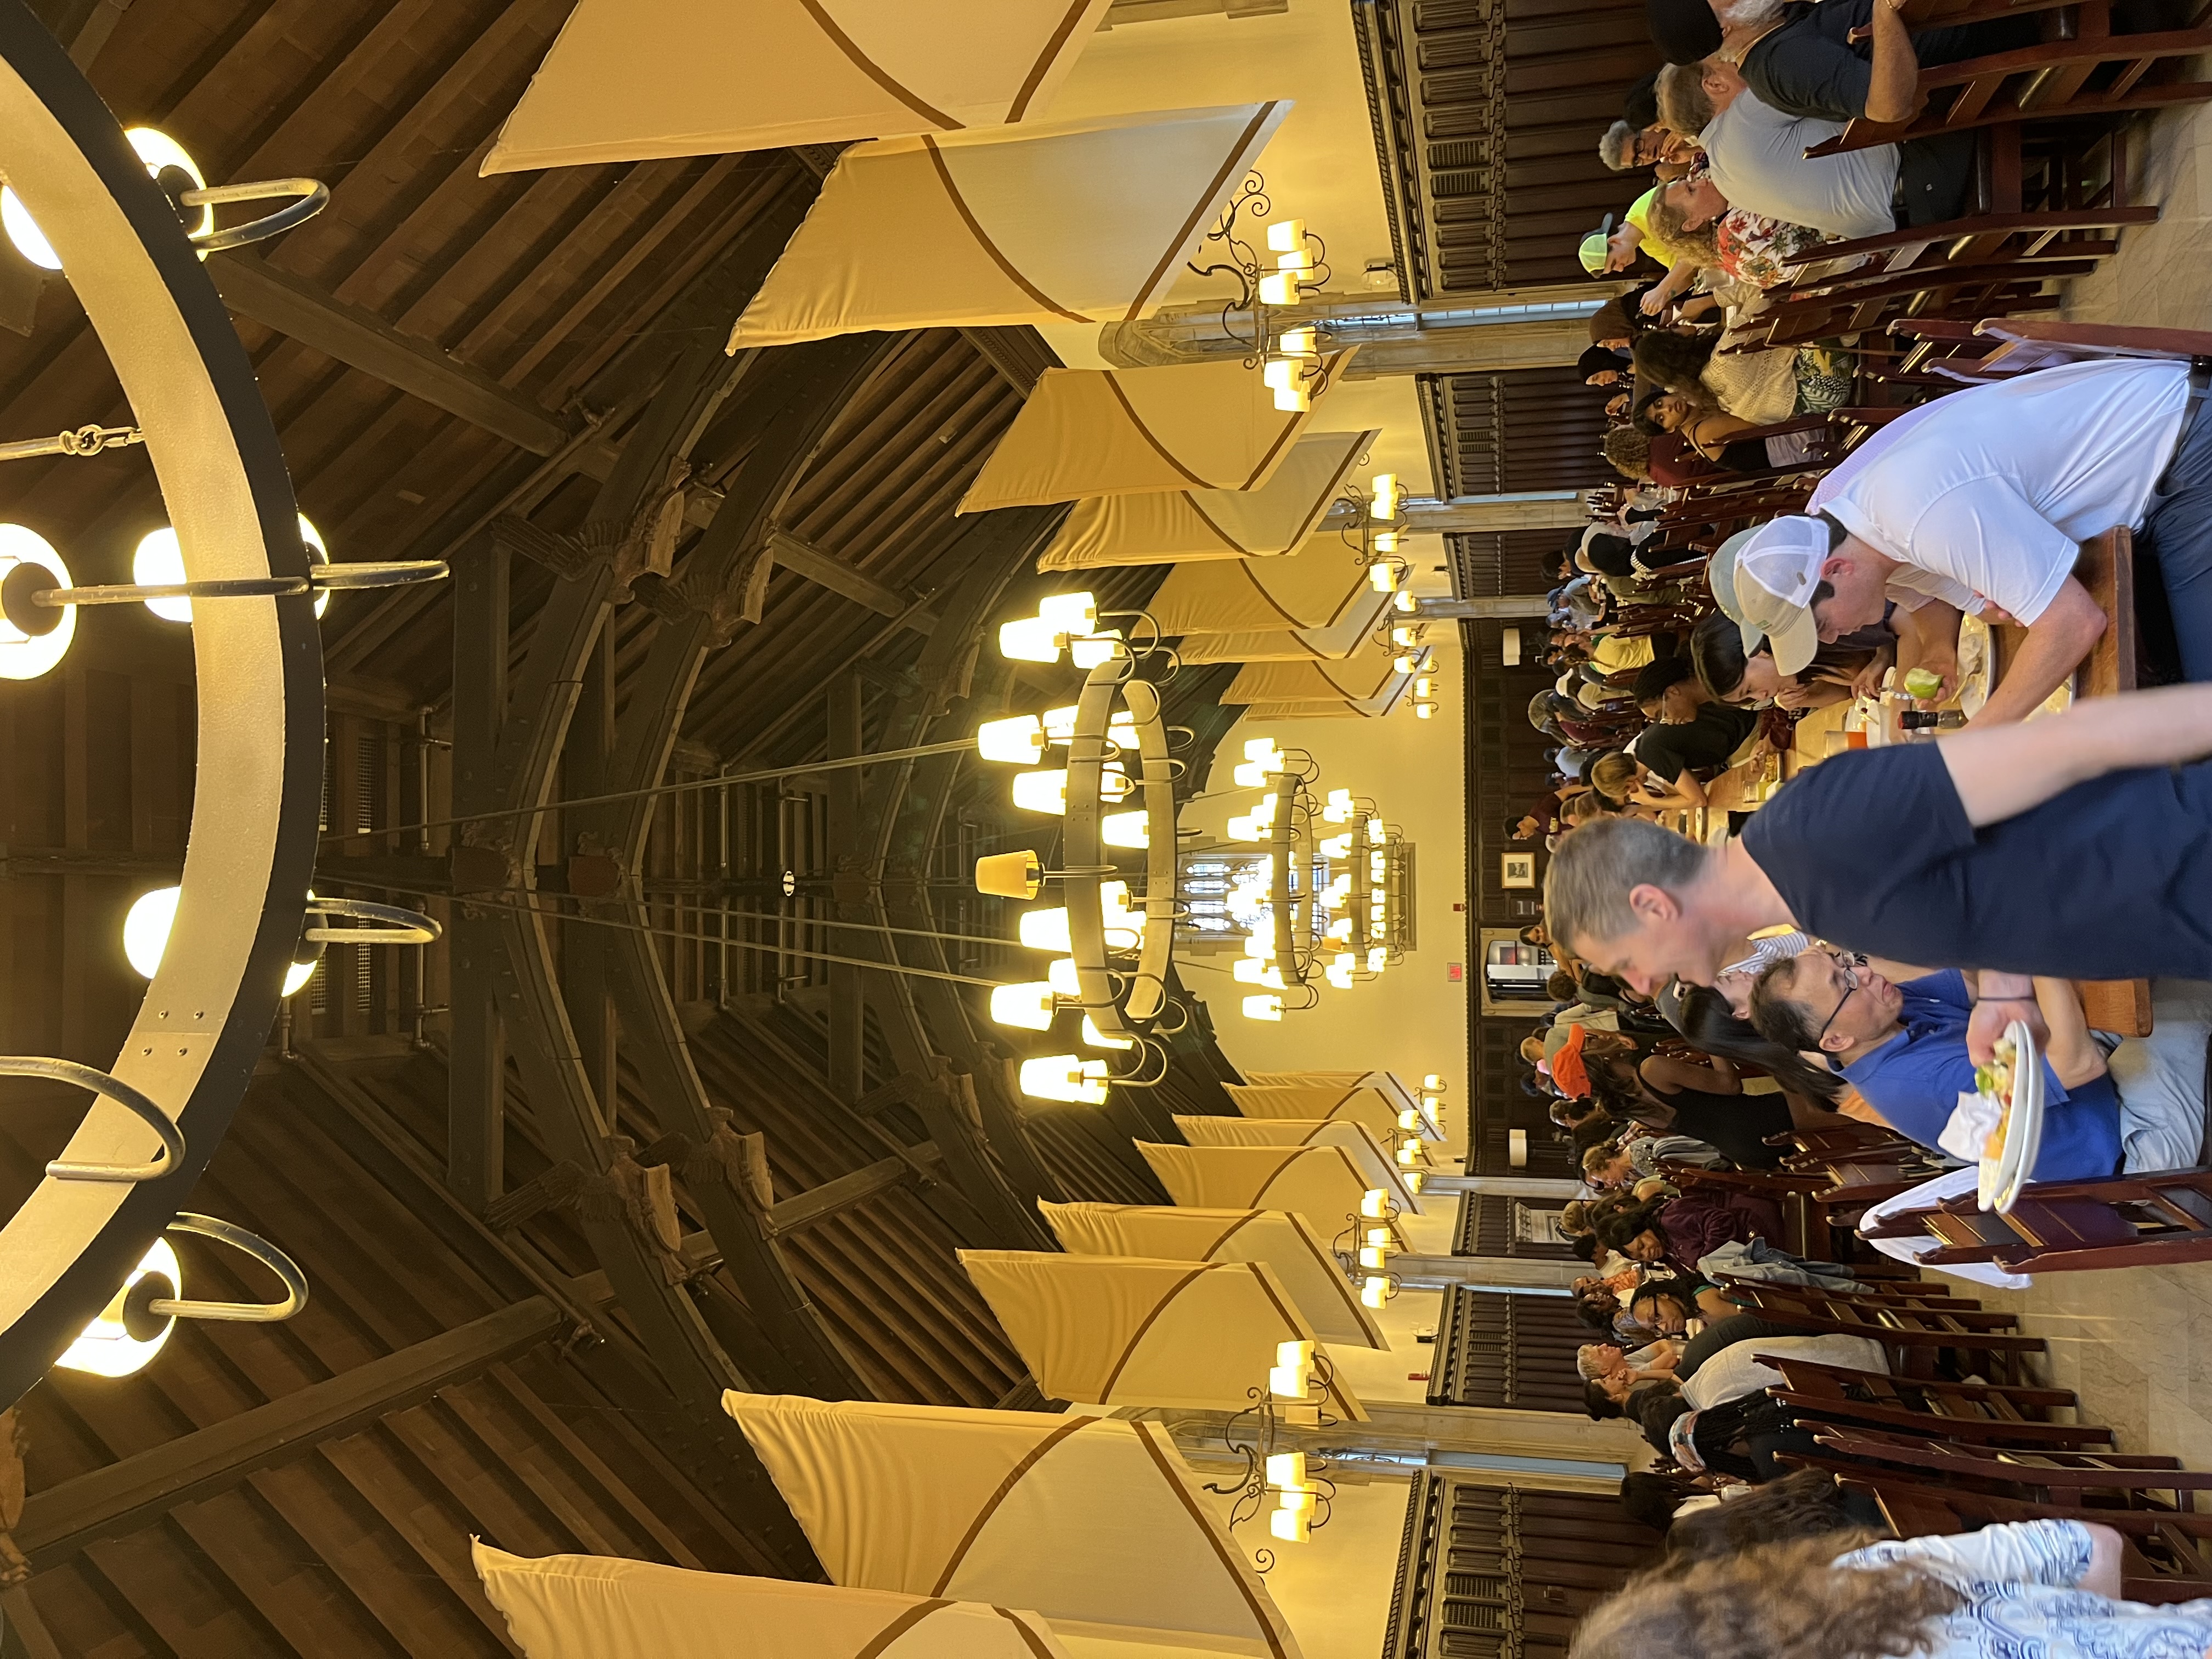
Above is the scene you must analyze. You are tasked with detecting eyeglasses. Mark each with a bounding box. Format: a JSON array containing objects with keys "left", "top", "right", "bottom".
[{"left": 1813, "top": 952, "right": 1859, "bottom": 1046}]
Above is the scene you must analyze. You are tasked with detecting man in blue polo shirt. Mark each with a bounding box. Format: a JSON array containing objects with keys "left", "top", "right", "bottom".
[
  {"left": 1746, "top": 953, "right": 2208, "bottom": 1178},
  {"left": 1544, "top": 683, "right": 2212, "bottom": 1063}
]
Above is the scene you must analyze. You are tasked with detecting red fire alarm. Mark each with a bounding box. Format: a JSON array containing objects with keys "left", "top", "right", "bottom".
[{"left": 1447, "top": 963, "right": 1464, "bottom": 983}]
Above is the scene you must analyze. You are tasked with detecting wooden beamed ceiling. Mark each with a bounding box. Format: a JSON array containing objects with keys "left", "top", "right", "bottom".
[{"left": 0, "top": 4, "right": 1259, "bottom": 1651}]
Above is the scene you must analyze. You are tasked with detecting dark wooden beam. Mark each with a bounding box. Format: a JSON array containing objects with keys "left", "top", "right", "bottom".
[
  {"left": 208, "top": 251, "right": 573, "bottom": 456},
  {"left": 765, "top": 1154, "right": 916, "bottom": 1237},
  {"left": 17, "top": 1299, "right": 566, "bottom": 1569},
  {"left": 765, "top": 526, "right": 934, "bottom": 627}
]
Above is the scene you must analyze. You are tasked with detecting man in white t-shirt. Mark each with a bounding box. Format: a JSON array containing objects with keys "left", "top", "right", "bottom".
[{"left": 1726, "top": 357, "right": 2207, "bottom": 726}]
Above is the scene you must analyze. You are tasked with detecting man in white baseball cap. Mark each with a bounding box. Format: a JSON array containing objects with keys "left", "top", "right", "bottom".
[{"left": 1720, "top": 352, "right": 2212, "bottom": 725}]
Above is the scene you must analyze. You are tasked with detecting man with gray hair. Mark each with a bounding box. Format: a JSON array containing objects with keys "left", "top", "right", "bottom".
[
  {"left": 1663, "top": 57, "right": 1966, "bottom": 236},
  {"left": 1542, "top": 683, "right": 2212, "bottom": 1062}
]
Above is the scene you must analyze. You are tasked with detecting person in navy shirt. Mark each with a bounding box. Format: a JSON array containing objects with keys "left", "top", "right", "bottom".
[{"left": 1543, "top": 683, "right": 2212, "bottom": 1063}]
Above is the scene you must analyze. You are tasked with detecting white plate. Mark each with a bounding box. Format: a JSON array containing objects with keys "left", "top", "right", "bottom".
[{"left": 1977, "top": 1018, "right": 2046, "bottom": 1214}]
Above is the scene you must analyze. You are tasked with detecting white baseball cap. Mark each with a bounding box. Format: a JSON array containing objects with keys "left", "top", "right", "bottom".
[{"left": 1730, "top": 515, "right": 1831, "bottom": 676}]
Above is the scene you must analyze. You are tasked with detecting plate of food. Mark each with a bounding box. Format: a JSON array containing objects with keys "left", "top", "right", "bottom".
[
  {"left": 1974, "top": 1019, "right": 2045, "bottom": 1214},
  {"left": 1953, "top": 616, "right": 1994, "bottom": 718}
]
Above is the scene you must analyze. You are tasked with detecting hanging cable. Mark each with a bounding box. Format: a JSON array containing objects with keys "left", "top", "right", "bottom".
[
  {"left": 370, "top": 882, "right": 1007, "bottom": 988},
  {"left": 319, "top": 737, "right": 975, "bottom": 849}
]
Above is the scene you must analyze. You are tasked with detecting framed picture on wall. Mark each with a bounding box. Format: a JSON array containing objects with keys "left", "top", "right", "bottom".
[{"left": 1500, "top": 852, "right": 1536, "bottom": 889}]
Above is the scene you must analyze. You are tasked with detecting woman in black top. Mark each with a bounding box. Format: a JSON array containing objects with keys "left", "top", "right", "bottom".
[
  {"left": 1586, "top": 1051, "right": 1791, "bottom": 1169},
  {"left": 1626, "top": 657, "right": 1759, "bottom": 810}
]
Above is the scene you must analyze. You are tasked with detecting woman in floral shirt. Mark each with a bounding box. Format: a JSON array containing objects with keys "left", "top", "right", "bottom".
[{"left": 1573, "top": 1518, "right": 2212, "bottom": 1658}]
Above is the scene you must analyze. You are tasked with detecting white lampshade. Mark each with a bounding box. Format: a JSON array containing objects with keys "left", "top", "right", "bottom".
[
  {"left": 1276, "top": 1338, "right": 1314, "bottom": 1369},
  {"left": 1225, "top": 815, "right": 1261, "bottom": 842},
  {"left": 977, "top": 714, "right": 1047, "bottom": 764},
  {"left": 5, "top": 128, "right": 211, "bottom": 273},
  {"left": 1098, "top": 764, "right": 1134, "bottom": 803},
  {"left": 1011, "top": 770, "right": 1069, "bottom": 815},
  {"left": 1360, "top": 1188, "right": 1391, "bottom": 1218},
  {"left": 1365, "top": 1227, "right": 1392, "bottom": 1249},
  {"left": 1101, "top": 810, "right": 1149, "bottom": 849},
  {"left": 1369, "top": 817, "right": 1387, "bottom": 844},
  {"left": 1019, "top": 1054, "right": 1110, "bottom": 1105},
  {"left": 1241, "top": 994, "right": 1284, "bottom": 1022},
  {"left": 1267, "top": 1364, "right": 1307, "bottom": 1400},
  {"left": 1398, "top": 1108, "right": 1420, "bottom": 1130},
  {"left": 1392, "top": 625, "right": 1417, "bottom": 646},
  {"left": 1036, "top": 591, "right": 1097, "bottom": 634},
  {"left": 1069, "top": 630, "right": 1124, "bottom": 670},
  {"left": 1394, "top": 590, "right": 1418, "bottom": 612},
  {"left": 1018, "top": 907, "right": 1073, "bottom": 953},
  {"left": 1232, "top": 960, "right": 1284, "bottom": 988},
  {"left": 1275, "top": 249, "right": 1313, "bottom": 274},
  {"left": 1359, "top": 1245, "right": 1387, "bottom": 1270},
  {"left": 1371, "top": 472, "right": 1402, "bottom": 518},
  {"left": 1278, "top": 324, "right": 1318, "bottom": 357},
  {"left": 0, "top": 525, "right": 75, "bottom": 681},
  {"left": 1368, "top": 946, "right": 1389, "bottom": 973},
  {"left": 1423, "top": 1074, "right": 1446, "bottom": 1091},
  {"left": 1266, "top": 1450, "right": 1308, "bottom": 1489},
  {"left": 1242, "top": 737, "right": 1282, "bottom": 763},
  {"left": 1081, "top": 1015, "right": 1133, "bottom": 1051},
  {"left": 1413, "top": 701, "right": 1437, "bottom": 720},
  {"left": 1405, "top": 1170, "right": 1425, "bottom": 1193},
  {"left": 122, "top": 885, "right": 182, "bottom": 978},
  {"left": 1361, "top": 1276, "right": 1392, "bottom": 1308},
  {"left": 1242, "top": 935, "right": 1274, "bottom": 959},
  {"left": 1264, "top": 217, "right": 1307, "bottom": 253},
  {"left": 1046, "top": 957, "right": 1082, "bottom": 997},
  {"left": 1270, "top": 382, "right": 1310, "bottom": 413},
  {"left": 1421, "top": 1093, "right": 1443, "bottom": 1113},
  {"left": 1257, "top": 270, "right": 1300, "bottom": 307},
  {"left": 998, "top": 616, "right": 1064, "bottom": 662},
  {"left": 1414, "top": 677, "right": 1434, "bottom": 697},
  {"left": 1367, "top": 562, "right": 1398, "bottom": 592},
  {"left": 1269, "top": 1508, "right": 1311, "bottom": 1543},
  {"left": 988, "top": 981, "right": 1056, "bottom": 1031},
  {"left": 54, "top": 1237, "right": 180, "bottom": 1377},
  {"left": 283, "top": 958, "right": 318, "bottom": 997},
  {"left": 1231, "top": 761, "right": 1270, "bottom": 787},
  {"left": 132, "top": 528, "right": 191, "bottom": 622},
  {"left": 1373, "top": 532, "right": 1401, "bottom": 555},
  {"left": 1324, "top": 964, "right": 1352, "bottom": 989}
]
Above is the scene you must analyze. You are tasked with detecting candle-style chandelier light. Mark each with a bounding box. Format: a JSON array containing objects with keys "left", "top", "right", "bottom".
[
  {"left": 0, "top": 10, "right": 446, "bottom": 1405},
  {"left": 974, "top": 590, "right": 1186, "bottom": 1104},
  {"left": 1201, "top": 1337, "right": 1340, "bottom": 1562},
  {"left": 1184, "top": 171, "right": 1334, "bottom": 412},
  {"left": 1204, "top": 740, "right": 1412, "bottom": 1022}
]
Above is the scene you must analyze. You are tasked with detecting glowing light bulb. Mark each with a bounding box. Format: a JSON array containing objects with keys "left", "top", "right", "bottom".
[
  {"left": 1414, "top": 677, "right": 1434, "bottom": 697},
  {"left": 122, "top": 885, "right": 182, "bottom": 978},
  {"left": 1373, "top": 531, "right": 1401, "bottom": 554},
  {"left": 1365, "top": 1227, "right": 1392, "bottom": 1249},
  {"left": 54, "top": 1237, "right": 179, "bottom": 1376},
  {"left": 1398, "top": 1108, "right": 1420, "bottom": 1131},
  {"left": 1242, "top": 994, "right": 1284, "bottom": 1022},
  {"left": 1018, "top": 908, "right": 1073, "bottom": 952},
  {"left": 1369, "top": 817, "right": 1386, "bottom": 844},
  {"left": 5, "top": 128, "right": 211, "bottom": 273},
  {"left": 1243, "top": 738, "right": 1283, "bottom": 764},
  {"left": 1278, "top": 324, "right": 1318, "bottom": 357},
  {"left": 977, "top": 714, "right": 1047, "bottom": 764},
  {"left": 1257, "top": 270, "right": 1300, "bottom": 307},
  {"left": 1359, "top": 1245, "right": 1388, "bottom": 1269},
  {"left": 1264, "top": 218, "right": 1307, "bottom": 254},
  {"left": 1019, "top": 1055, "right": 1110, "bottom": 1104},
  {"left": 1368, "top": 562, "right": 1399, "bottom": 592},
  {"left": 1266, "top": 1450, "right": 1308, "bottom": 1489},
  {"left": 1081, "top": 1015, "right": 1133, "bottom": 1051},
  {"left": 1393, "top": 589, "right": 1418, "bottom": 612},
  {"left": 1361, "top": 1276, "right": 1392, "bottom": 1308},
  {"left": 1393, "top": 653, "right": 1420, "bottom": 674},
  {"left": 1370, "top": 472, "right": 1402, "bottom": 520},
  {"left": 1011, "top": 770, "right": 1069, "bottom": 815},
  {"left": 0, "top": 524, "right": 75, "bottom": 681},
  {"left": 1368, "top": 946, "right": 1388, "bottom": 972},
  {"left": 1423, "top": 1074, "right": 1446, "bottom": 1091},
  {"left": 1047, "top": 958, "right": 1082, "bottom": 997},
  {"left": 1070, "top": 630, "right": 1124, "bottom": 670},
  {"left": 1413, "top": 700, "right": 1437, "bottom": 720},
  {"left": 989, "top": 982, "right": 1056, "bottom": 1030},
  {"left": 1226, "top": 815, "right": 1262, "bottom": 842},
  {"left": 1360, "top": 1188, "right": 1391, "bottom": 1218},
  {"left": 1269, "top": 1507, "right": 1312, "bottom": 1543},
  {"left": 1037, "top": 591, "right": 1098, "bottom": 634},
  {"left": 998, "top": 616, "right": 1063, "bottom": 662},
  {"left": 1101, "top": 810, "right": 1149, "bottom": 848},
  {"left": 1243, "top": 935, "right": 1275, "bottom": 960}
]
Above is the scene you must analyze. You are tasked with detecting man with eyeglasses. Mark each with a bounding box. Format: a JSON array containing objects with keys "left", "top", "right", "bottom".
[
  {"left": 1543, "top": 682, "right": 2212, "bottom": 1063},
  {"left": 1745, "top": 951, "right": 2211, "bottom": 1178}
]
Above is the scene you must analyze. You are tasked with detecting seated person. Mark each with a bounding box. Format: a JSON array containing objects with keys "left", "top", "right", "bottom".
[
  {"left": 1688, "top": 605, "right": 1892, "bottom": 712},
  {"left": 1580, "top": 1336, "right": 1683, "bottom": 1400},
  {"left": 1635, "top": 388, "right": 1821, "bottom": 475},
  {"left": 1593, "top": 1188, "right": 1785, "bottom": 1278},
  {"left": 1584, "top": 1131, "right": 1729, "bottom": 1190},
  {"left": 1749, "top": 952, "right": 2212, "bottom": 1178},
  {"left": 1644, "top": 170, "right": 1835, "bottom": 291},
  {"left": 1718, "top": 0, "right": 2038, "bottom": 129},
  {"left": 1604, "top": 424, "right": 1723, "bottom": 488},
  {"left": 1622, "top": 1381, "right": 1812, "bottom": 1482},
  {"left": 1585, "top": 1048, "right": 1795, "bottom": 1169},
  {"left": 1617, "top": 657, "right": 1764, "bottom": 811},
  {"left": 1678, "top": 1328, "right": 1887, "bottom": 1410}
]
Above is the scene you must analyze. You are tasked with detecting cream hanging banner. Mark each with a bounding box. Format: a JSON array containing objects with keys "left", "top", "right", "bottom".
[
  {"left": 1136, "top": 1142, "right": 1415, "bottom": 1240},
  {"left": 1148, "top": 531, "right": 1385, "bottom": 634},
  {"left": 1226, "top": 1082, "right": 1404, "bottom": 1141},
  {"left": 1237, "top": 1076, "right": 1443, "bottom": 1141},
  {"left": 1223, "top": 633, "right": 1415, "bottom": 713},
  {"left": 1037, "top": 427, "right": 1371, "bottom": 571},
  {"left": 723, "top": 1395, "right": 1304, "bottom": 1659},
  {"left": 1037, "top": 1201, "right": 1386, "bottom": 1348},
  {"left": 958, "top": 1251, "right": 1366, "bottom": 1419},
  {"left": 728, "top": 103, "right": 1293, "bottom": 348},
  {"left": 959, "top": 354, "right": 1353, "bottom": 512},
  {"left": 473, "top": 1543, "right": 1071, "bottom": 1659},
  {"left": 1175, "top": 617, "right": 1386, "bottom": 663},
  {"left": 484, "top": 1, "right": 1116, "bottom": 173},
  {"left": 1171, "top": 1117, "right": 1420, "bottom": 1213}
]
